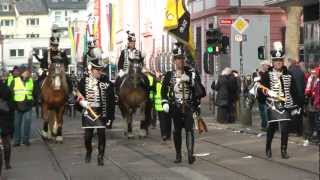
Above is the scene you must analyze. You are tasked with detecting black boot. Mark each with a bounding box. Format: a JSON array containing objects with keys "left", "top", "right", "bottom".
[
  {"left": 266, "top": 144, "right": 272, "bottom": 159},
  {"left": 84, "top": 130, "right": 93, "bottom": 163},
  {"left": 186, "top": 131, "right": 196, "bottom": 164},
  {"left": 97, "top": 155, "right": 104, "bottom": 166},
  {"left": 85, "top": 152, "right": 91, "bottom": 163},
  {"left": 173, "top": 132, "right": 182, "bottom": 163},
  {"left": 266, "top": 136, "right": 272, "bottom": 159},
  {"left": 266, "top": 126, "right": 275, "bottom": 159},
  {"left": 4, "top": 145, "right": 11, "bottom": 169},
  {"left": 97, "top": 129, "right": 106, "bottom": 166},
  {"left": 281, "top": 146, "right": 290, "bottom": 159}
]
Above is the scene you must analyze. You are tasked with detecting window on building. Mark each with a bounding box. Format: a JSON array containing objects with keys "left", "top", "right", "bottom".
[
  {"left": 0, "top": 19, "right": 14, "bottom": 27},
  {"left": 4, "top": 35, "right": 13, "bottom": 39},
  {"left": 9, "top": 49, "right": 24, "bottom": 57},
  {"left": 0, "top": 4, "right": 9, "bottom": 12},
  {"left": 26, "top": 34, "right": 40, "bottom": 38},
  {"left": 73, "top": 10, "right": 79, "bottom": 13},
  {"left": 55, "top": 11, "right": 62, "bottom": 23},
  {"left": 18, "top": 49, "right": 24, "bottom": 56},
  {"left": 10, "top": 50, "right": 16, "bottom": 57},
  {"left": 51, "top": 0, "right": 58, "bottom": 3},
  {"left": 26, "top": 18, "right": 39, "bottom": 26}
]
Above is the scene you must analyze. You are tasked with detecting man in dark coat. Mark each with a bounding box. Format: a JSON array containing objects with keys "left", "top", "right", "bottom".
[
  {"left": 288, "top": 59, "right": 305, "bottom": 136},
  {"left": 0, "top": 72, "right": 14, "bottom": 170}
]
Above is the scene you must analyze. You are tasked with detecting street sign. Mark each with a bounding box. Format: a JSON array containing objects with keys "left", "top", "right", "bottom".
[
  {"left": 232, "top": 16, "right": 249, "bottom": 34},
  {"left": 219, "top": 19, "right": 233, "bottom": 25},
  {"left": 235, "top": 34, "right": 243, "bottom": 42}
]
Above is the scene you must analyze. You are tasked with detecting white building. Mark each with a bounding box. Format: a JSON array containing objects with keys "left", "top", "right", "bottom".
[{"left": 0, "top": 0, "right": 50, "bottom": 69}]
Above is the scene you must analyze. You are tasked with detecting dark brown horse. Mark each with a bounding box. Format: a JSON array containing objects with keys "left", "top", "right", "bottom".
[
  {"left": 118, "top": 58, "right": 151, "bottom": 138},
  {"left": 40, "top": 63, "right": 68, "bottom": 142}
]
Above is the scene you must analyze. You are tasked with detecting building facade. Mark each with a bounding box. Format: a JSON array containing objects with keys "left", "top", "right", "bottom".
[
  {"left": 189, "top": 0, "right": 286, "bottom": 83},
  {"left": 0, "top": 0, "right": 50, "bottom": 69},
  {"left": 266, "top": 0, "right": 320, "bottom": 69},
  {"left": 0, "top": 0, "right": 88, "bottom": 70}
]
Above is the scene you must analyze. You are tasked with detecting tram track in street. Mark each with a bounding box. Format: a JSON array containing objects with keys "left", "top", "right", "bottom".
[
  {"left": 37, "top": 130, "right": 72, "bottom": 180},
  {"left": 200, "top": 138, "right": 319, "bottom": 176},
  {"left": 107, "top": 129, "right": 259, "bottom": 180}
]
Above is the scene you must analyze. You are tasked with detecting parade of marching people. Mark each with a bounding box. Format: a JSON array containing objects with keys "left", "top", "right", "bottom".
[{"left": 0, "top": 0, "right": 318, "bottom": 179}]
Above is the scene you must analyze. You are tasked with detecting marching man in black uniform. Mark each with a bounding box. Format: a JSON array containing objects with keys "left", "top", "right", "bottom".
[
  {"left": 161, "top": 43, "right": 197, "bottom": 164},
  {"left": 77, "top": 54, "right": 115, "bottom": 166},
  {"left": 260, "top": 42, "right": 299, "bottom": 159}
]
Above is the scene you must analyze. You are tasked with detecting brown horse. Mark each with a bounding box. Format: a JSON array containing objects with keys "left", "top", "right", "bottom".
[
  {"left": 118, "top": 58, "right": 151, "bottom": 138},
  {"left": 40, "top": 63, "right": 68, "bottom": 143}
]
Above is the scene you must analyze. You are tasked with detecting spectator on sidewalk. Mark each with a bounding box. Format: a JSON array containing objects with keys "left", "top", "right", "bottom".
[
  {"left": 288, "top": 59, "right": 306, "bottom": 137},
  {"left": 212, "top": 67, "right": 237, "bottom": 123},
  {"left": 304, "top": 68, "right": 319, "bottom": 145},
  {"left": 10, "top": 65, "right": 35, "bottom": 147},
  {"left": 257, "top": 60, "right": 271, "bottom": 131},
  {"left": 0, "top": 70, "right": 14, "bottom": 172}
]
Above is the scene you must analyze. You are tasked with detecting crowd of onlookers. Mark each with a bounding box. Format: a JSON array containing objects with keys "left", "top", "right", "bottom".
[{"left": 211, "top": 59, "right": 320, "bottom": 146}]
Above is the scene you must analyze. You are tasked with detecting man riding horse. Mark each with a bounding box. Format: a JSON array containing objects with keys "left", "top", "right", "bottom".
[
  {"left": 33, "top": 26, "right": 70, "bottom": 83},
  {"left": 116, "top": 31, "right": 149, "bottom": 94}
]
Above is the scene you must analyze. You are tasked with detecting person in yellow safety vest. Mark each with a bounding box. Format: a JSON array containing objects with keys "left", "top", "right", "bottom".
[
  {"left": 6, "top": 66, "right": 19, "bottom": 87},
  {"left": 10, "top": 65, "right": 35, "bottom": 147},
  {"left": 154, "top": 72, "right": 171, "bottom": 141},
  {"left": 144, "top": 70, "right": 157, "bottom": 128}
]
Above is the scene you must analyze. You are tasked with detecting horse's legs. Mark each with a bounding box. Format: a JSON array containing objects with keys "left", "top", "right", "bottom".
[
  {"left": 127, "top": 113, "right": 134, "bottom": 139},
  {"left": 55, "top": 106, "right": 65, "bottom": 143},
  {"left": 41, "top": 103, "right": 49, "bottom": 139},
  {"left": 140, "top": 101, "right": 151, "bottom": 137}
]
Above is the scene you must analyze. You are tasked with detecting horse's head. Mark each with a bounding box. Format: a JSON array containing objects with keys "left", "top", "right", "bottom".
[{"left": 48, "top": 62, "right": 66, "bottom": 90}]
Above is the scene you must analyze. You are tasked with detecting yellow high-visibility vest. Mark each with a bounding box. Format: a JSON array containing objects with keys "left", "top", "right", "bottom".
[
  {"left": 6, "top": 73, "right": 13, "bottom": 86},
  {"left": 13, "top": 77, "right": 33, "bottom": 102},
  {"left": 154, "top": 82, "right": 163, "bottom": 112}
]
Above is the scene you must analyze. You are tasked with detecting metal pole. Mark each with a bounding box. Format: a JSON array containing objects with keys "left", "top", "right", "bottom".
[
  {"left": 0, "top": 30, "right": 3, "bottom": 68},
  {"left": 238, "top": 0, "right": 243, "bottom": 77}
]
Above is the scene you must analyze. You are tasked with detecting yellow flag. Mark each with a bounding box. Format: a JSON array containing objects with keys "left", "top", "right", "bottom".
[
  {"left": 164, "top": 0, "right": 178, "bottom": 30},
  {"left": 164, "top": 0, "right": 196, "bottom": 59}
]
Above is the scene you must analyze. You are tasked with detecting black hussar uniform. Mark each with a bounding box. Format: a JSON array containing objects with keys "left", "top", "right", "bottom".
[
  {"left": 161, "top": 44, "right": 197, "bottom": 164},
  {"left": 78, "top": 59, "right": 115, "bottom": 166},
  {"left": 116, "top": 31, "right": 149, "bottom": 94},
  {"left": 260, "top": 43, "right": 299, "bottom": 159}
]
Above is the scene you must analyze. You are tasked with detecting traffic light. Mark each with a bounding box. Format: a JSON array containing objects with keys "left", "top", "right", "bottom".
[
  {"left": 221, "top": 36, "right": 230, "bottom": 54},
  {"left": 206, "top": 28, "right": 222, "bottom": 55},
  {"left": 258, "top": 46, "right": 265, "bottom": 60},
  {"left": 203, "top": 52, "right": 214, "bottom": 74}
]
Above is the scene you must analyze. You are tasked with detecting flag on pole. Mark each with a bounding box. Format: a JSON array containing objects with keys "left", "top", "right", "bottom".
[
  {"left": 68, "top": 21, "right": 76, "bottom": 55},
  {"left": 163, "top": 0, "right": 195, "bottom": 59}
]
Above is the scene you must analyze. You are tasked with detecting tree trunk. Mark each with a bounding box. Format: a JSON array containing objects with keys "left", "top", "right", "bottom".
[{"left": 285, "top": 6, "right": 303, "bottom": 65}]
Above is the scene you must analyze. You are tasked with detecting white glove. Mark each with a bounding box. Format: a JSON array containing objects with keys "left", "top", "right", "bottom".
[
  {"left": 118, "top": 70, "right": 125, "bottom": 77},
  {"left": 163, "top": 103, "right": 169, "bottom": 113},
  {"left": 38, "top": 68, "right": 43, "bottom": 75},
  {"left": 181, "top": 74, "right": 190, "bottom": 82},
  {"left": 79, "top": 100, "right": 89, "bottom": 109},
  {"left": 267, "top": 90, "right": 278, "bottom": 98},
  {"left": 253, "top": 76, "right": 261, "bottom": 82}
]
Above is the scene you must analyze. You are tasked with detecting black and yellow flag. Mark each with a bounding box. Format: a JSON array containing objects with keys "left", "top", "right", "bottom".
[{"left": 164, "top": 0, "right": 196, "bottom": 59}]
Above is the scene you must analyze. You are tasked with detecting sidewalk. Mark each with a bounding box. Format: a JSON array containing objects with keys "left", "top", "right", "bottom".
[{"left": 199, "top": 98, "right": 313, "bottom": 146}]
